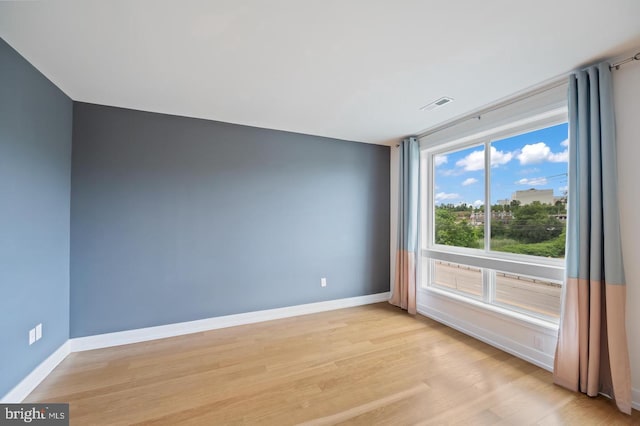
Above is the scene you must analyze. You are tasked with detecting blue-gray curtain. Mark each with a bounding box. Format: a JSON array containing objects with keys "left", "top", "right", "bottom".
[
  {"left": 554, "top": 63, "right": 632, "bottom": 414},
  {"left": 390, "top": 137, "right": 420, "bottom": 314}
]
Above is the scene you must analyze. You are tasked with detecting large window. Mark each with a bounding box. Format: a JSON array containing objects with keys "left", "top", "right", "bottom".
[{"left": 422, "top": 111, "right": 567, "bottom": 321}]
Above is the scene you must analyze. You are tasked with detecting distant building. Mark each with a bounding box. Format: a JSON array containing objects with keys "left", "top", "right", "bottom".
[
  {"left": 512, "top": 188, "right": 554, "bottom": 205},
  {"left": 469, "top": 210, "right": 513, "bottom": 226},
  {"left": 497, "top": 199, "right": 510, "bottom": 206},
  {"left": 470, "top": 211, "right": 484, "bottom": 226}
]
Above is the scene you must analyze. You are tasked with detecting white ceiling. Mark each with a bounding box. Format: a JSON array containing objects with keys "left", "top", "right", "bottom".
[{"left": 1, "top": 1, "right": 639, "bottom": 145}]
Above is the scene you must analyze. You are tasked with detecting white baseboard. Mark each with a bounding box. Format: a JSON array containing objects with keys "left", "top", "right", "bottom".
[
  {"left": 70, "top": 292, "right": 390, "bottom": 352},
  {"left": 5, "top": 292, "right": 638, "bottom": 411},
  {"left": 1, "top": 341, "right": 70, "bottom": 403},
  {"left": 2, "top": 293, "right": 388, "bottom": 402},
  {"left": 417, "top": 302, "right": 555, "bottom": 372}
]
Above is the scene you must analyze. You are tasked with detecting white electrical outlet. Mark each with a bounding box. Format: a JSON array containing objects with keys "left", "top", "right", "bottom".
[
  {"left": 321, "top": 277, "right": 327, "bottom": 287},
  {"left": 35, "top": 323, "right": 42, "bottom": 341},
  {"left": 29, "top": 328, "right": 36, "bottom": 345}
]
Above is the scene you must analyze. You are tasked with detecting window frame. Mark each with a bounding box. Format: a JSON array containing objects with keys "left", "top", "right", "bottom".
[{"left": 420, "top": 107, "right": 568, "bottom": 323}]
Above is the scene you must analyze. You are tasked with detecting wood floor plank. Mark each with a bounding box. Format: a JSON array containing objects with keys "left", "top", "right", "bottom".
[{"left": 24, "top": 303, "right": 640, "bottom": 425}]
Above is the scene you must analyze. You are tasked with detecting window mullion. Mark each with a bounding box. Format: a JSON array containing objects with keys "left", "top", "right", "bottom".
[
  {"left": 483, "top": 141, "right": 492, "bottom": 302},
  {"left": 482, "top": 268, "right": 493, "bottom": 303},
  {"left": 484, "top": 140, "right": 491, "bottom": 252}
]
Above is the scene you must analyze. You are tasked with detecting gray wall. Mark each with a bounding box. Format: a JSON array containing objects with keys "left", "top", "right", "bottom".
[
  {"left": 0, "top": 38, "right": 72, "bottom": 397},
  {"left": 70, "top": 103, "right": 390, "bottom": 337}
]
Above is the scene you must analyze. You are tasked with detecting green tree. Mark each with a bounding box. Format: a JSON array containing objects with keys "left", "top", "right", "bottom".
[
  {"left": 491, "top": 220, "right": 508, "bottom": 238},
  {"left": 435, "top": 208, "right": 479, "bottom": 248},
  {"left": 507, "top": 201, "right": 563, "bottom": 243}
]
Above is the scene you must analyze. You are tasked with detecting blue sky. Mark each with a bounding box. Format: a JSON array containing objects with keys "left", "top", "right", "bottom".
[{"left": 434, "top": 123, "right": 569, "bottom": 206}]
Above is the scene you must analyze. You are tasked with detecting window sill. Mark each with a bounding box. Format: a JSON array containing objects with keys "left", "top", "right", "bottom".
[
  {"left": 419, "top": 285, "right": 559, "bottom": 333},
  {"left": 423, "top": 248, "right": 565, "bottom": 282}
]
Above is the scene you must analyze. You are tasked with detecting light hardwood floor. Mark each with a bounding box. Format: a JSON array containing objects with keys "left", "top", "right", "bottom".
[{"left": 26, "top": 303, "right": 639, "bottom": 425}]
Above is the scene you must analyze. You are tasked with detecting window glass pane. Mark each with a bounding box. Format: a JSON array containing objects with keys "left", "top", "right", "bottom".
[
  {"left": 431, "top": 260, "right": 482, "bottom": 299},
  {"left": 495, "top": 271, "right": 561, "bottom": 319},
  {"left": 489, "top": 123, "right": 568, "bottom": 258},
  {"left": 433, "top": 144, "right": 485, "bottom": 250}
]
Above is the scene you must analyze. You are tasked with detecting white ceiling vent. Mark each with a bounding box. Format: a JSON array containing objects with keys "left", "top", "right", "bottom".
[{"left": 420, "top": 97, "right": 454, "bottom": 111}]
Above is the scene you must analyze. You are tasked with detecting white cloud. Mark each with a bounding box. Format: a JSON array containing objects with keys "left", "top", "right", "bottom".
[
  {"left": 472, "top": 199, "right": 483, "bottom": 208},
  {"left": 434, "top": 155, "right": 448, "bottom": 167},
  {"left": 517, "top": 142, "right": 568, "bottom": 165},
  {"left": 560, "top": 139, "right": 569, "bottom": 147},
  {"left": 457, "top": 150, "right": 484, "bottom": 171},
  {"left": 516, "top": 177, "right": 548, "bottom": 186},
  {"left": 548, "top": 150, "right": 569, "bottom": 163},
  {"left": 491, "top": 147, "right": 514, "bottom": 167},
  {"left": 517, "top": 143, "right": 549, "bottom": 164},
  {"left": 435, "top": 192, "right": 460, "bottom": 202},
  {"left": 462, "top": 177, "right": 478, "bottom": 186},
  {"left": 455, "top": 146, "right": 513, "bottom": 171},
  {"left": 559, "top": 185, "right": 568, "bottom": 193}
]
